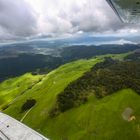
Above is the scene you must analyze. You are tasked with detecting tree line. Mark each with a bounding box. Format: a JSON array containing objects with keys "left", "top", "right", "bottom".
[{"left": 50, "top": 58, "right": 140, "bottom": 116}]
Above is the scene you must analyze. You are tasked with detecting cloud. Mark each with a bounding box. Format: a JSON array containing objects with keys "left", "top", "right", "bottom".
[
  {"left": 29, "top": 0, "right": 123, "bottom": 33},
  {"left": 0, "top": 0, "right": 139, "bottom": 41},
  {"left": 0, "top": 0, "right": 37, "bottom": 39}
]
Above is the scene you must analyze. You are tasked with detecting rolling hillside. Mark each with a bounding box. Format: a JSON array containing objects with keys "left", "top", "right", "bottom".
[
  {"left": 0, "top": 53, "right": 140, "bottom": 140},
  {"left": 43, "top": 89, "right": 140, "bottom": 140},
  {"left": 1, "top": 57, "right": 101, "bottom": 131},
  {"left": 0, "top": 73, "right": 43, "bottom": 110}
]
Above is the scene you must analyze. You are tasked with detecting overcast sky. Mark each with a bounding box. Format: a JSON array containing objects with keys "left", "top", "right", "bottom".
[{"left": 0, "top": 0, "right": 139, "bottom": 42}]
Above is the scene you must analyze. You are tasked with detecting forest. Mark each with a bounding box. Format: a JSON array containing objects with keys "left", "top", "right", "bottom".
[
  {"left": 50, "top": 57, "right": 140, "bottom": 116},
  {"left": 0, "top": 44, "right": 139, "bottom": 82}
]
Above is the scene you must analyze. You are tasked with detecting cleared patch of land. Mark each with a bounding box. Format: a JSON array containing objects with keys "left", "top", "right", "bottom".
[{"left": 122, "top": 107, "right": 133, "bottom": 121}]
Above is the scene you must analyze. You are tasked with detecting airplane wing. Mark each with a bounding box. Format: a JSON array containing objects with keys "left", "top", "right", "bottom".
[
  {"left": 106, "top": 0, "right": 140, "bottom": 23},
  {"left": 0, "top": 112, "right": 49, "bottom": 140}
]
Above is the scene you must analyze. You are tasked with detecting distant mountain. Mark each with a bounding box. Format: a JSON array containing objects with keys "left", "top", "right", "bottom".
[
  {"left": 1, "top": 34, "right": 140, "bottom": 48},
  {"left": 0, "top": 43, "right": 139, "bottom": 82},
  {"left": 98, "top": 39, "right": 137, "bottom": 45}
]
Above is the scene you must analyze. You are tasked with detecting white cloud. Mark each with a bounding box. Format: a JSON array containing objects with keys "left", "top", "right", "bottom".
[
  {"left": 27, "top": 0, "right": 123, "bottom": 33},
  {"left": 0, "top": 0, "right": 37, "bottom": 38},
  {"left": 0, "top": 0, "right": 139, "bottom": 41}
]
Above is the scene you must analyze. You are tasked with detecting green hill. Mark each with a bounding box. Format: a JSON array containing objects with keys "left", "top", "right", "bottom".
[
  {"left": 1, "top": 53, "right": 140, "bottom": 140},
  {"left": 2, "top": 58, "right": 101, "bottom": 129},
  {"left": 0, "top": 73, "right": 43, "bottom": 110},
  {"left": 43, "top": 89, "right": 140, "bottom": 140}
]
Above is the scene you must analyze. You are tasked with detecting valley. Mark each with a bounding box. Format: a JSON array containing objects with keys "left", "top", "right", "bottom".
[{"left": 0, "top": 43, "right": 139, "bottom": 82}]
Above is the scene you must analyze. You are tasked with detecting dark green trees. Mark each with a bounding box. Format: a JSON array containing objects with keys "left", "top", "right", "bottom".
[
  {"left": 21, "top": 99, "right": 36, "bottom": 112},
  {"left": 51, "top": 58, "right": 140, "bottom": 116}
]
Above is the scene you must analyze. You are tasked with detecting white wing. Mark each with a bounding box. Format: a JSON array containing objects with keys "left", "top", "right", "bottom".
[
  {"left": 0, "top": 112, "right": 49, "bottom": 140},
  {"left": 106, "top": 0, "right": 140, "bottom": 23}
]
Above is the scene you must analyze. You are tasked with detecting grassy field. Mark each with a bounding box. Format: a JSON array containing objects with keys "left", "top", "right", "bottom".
[
  {"left": 1, "top": 53, "right": 140, "bottom": 140},
  {"left": 97, "top": 52, "right": 133, "bottom": 60},
  {"left": 0, "top": 73, "right": 43, "bottom": 110},
  {"left": 43, "top": 89, "right": 140, "bottom": 140},
  {"left": 3, "top": 58, "right": 101, "bottom": 131}
]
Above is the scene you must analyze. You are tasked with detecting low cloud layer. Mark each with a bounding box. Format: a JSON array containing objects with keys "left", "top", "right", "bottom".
[{"left": 0, "top": 0, "right": 139, "bottom": 41}]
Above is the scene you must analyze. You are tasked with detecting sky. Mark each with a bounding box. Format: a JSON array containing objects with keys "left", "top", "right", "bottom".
[{"left": 0, "top": 0, "right": 139, "bottom": 42}]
